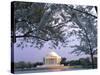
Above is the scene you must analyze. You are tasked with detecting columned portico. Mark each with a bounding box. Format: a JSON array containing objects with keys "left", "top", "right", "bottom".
[{"left": 44, "top": 51, "right": 61, "bottom": 65}]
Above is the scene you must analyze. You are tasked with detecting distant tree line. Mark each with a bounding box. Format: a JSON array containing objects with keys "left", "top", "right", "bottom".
[
  {"left": 14, "top": 57, "right": 97, "bottom": 71},
  {"left": 14, "top": 61, "right": 44, "bottom": 70},
  {"left": 60, "top": 57, "right": 97, "bottom": 68}
]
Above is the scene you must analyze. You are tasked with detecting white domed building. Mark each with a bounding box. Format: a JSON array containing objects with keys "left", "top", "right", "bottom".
[{"left": 44, "top": 51, "right": 61, "bottom": 65}]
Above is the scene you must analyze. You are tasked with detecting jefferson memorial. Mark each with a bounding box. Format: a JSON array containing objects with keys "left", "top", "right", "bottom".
[
  {"left": 37, "top": 51, "right": 64, "bottom": 68},
  {"left": 44, "top": 51, "right": 61, "bottom": 65}
]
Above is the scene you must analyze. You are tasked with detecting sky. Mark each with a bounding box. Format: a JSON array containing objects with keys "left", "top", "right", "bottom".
[{"left": 14, "top": 37, "right": 90, "bottom": 63}]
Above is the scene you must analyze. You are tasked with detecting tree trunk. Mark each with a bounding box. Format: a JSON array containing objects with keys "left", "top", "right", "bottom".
[
  {"left": 11, "top": 42, "right": 14, "bottom": 73},
  {"left": 90, "top": 49, "right": 95, "bottom": 69}
]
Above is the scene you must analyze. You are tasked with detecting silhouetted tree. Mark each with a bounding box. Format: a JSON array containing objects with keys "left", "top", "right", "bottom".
[
  {"left": 69, "top": 6, "right": 97, "bottom": 68},
  {"left": 60, "top": 57, "right": 66, "bottom": 65}
]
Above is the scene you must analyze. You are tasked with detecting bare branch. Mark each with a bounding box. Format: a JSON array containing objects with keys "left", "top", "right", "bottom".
[
  {"left": 67, "top": 5, "right": 97, "bottom": 18},
  {"left": 11, "top": 35, "right": 51, "bottom": 41}
]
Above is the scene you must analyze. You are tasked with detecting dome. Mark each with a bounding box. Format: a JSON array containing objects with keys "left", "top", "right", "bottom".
[{"left": 46, "top": 51, "right": 61, "bottom": 58}]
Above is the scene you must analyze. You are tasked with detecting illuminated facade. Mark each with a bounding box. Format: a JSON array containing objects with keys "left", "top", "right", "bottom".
[{"left": 44, "top": 51, "right": 61, "bottom": 65}]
